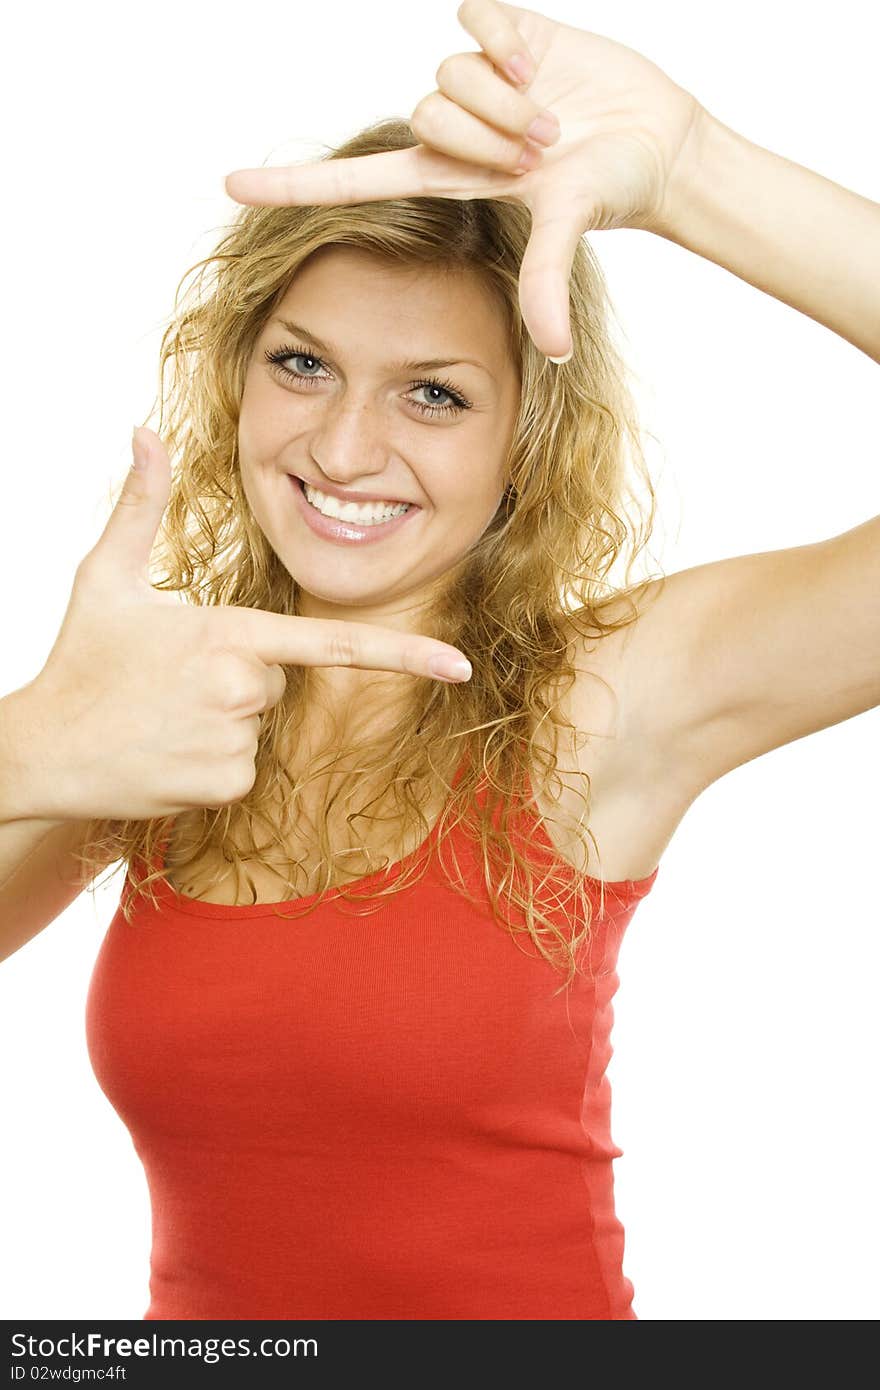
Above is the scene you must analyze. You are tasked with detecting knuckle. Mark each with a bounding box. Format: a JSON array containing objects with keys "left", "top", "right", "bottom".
[
  {"left": 228, "top": 722, "right": 258, "bottom": 758},
  {"left": 409, "top": 98, "right": 429, "bottom": 138},
  {"left": 327, "top": 627, "right": 358, "bottom": 667},
  {"left": 245, "top": 678, "right": 267, "bottom": 709},
  {"left": 410, "top": 91, "right": 443, "bottom": 139},
  {"left": 335, "top": 159, "right": 358, "bottom": 203},
  {"left": 225, "top": 764, "right": 256, "bottom": 803},
  {"left": 263, "top": 664, "right": 287, "bottom": 706},
  {"left": 213, "top": 661, "right": 261, "bottom": 710},
  {"left": 228, "top": 748, "right": 256, "bottom": 786},
  {"left": 73, "top": 550, "right": 104, "bottom": 588},
  {"left": 217, "top": 681, "right": 250, "bottom": 710},
  {"left": 434, "top": 55, "right": 456, "bottom": 87}
]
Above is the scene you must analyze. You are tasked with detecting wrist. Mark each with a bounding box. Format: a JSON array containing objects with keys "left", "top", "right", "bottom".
[
  {"left": 0, "top": 683, "right": 65, "bottom": 822},
  {"left": 649, "top": 105, "right": 745, "bottom": 244}
]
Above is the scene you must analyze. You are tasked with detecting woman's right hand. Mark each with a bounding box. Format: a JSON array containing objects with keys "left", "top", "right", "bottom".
[{"left": 20, "top": 427, "right": 472, "bottom": 823}]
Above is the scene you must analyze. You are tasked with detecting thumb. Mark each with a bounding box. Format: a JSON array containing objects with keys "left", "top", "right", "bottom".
[
  {"left": 90, "top": 425, "right": 172, "bottom": 577},
  {"left": 517, "top": 189, "right": 593, "bottom": 362}
]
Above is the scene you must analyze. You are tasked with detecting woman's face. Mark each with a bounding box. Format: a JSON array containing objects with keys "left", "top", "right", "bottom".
[{"left": 237, "top": 246, "right": 521, "bottom": 632}]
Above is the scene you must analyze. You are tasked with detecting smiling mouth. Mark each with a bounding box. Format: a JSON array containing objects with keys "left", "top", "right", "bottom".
[
  {"left": 290, "top": 473, "right": 415, "bottom": 508},
  {"left": 291, "top": 476, "right": 422, "bottom": 533}
]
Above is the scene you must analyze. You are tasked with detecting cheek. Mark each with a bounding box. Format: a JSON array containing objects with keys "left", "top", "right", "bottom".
[
  {"left": 235, "top": 398, "right": 263, "bottom": 465},
  {"left": 441, "top": 449, "right": 507, "bottom": 500},
  {"left": 436, "top": 465, "right": 507, "bottom": 535},
  {"left": 238, "top": 373, "right": 290, "bottom": 448}
]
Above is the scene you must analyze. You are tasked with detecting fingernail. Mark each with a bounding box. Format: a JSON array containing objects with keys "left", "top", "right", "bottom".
[
  {"left": 526, "top": 111, "right": 560, "bottom": 147},
  {"left": 514, "top": 143, "right": 542, "bottom": 174},
  {"left": 131, "top": 425, "right": 148, "bottom": 469},
  {"left": 429, "top": 655, "right": 472, "bottom": 682},
  {"left": 505, "top": 53, "right": 535, "bottom": 85},
  {"left": 547, "top": 348, "right": 573, "bottom": 364}
]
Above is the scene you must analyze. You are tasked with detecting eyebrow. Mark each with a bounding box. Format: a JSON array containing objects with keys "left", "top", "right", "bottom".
[{"left": 270, "top": 317, "right": 496, "bottom": 379}]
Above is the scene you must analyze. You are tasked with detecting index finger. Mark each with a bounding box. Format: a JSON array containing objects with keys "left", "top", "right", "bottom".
[
  {"left": 224, "top": 143, "right": 515, "bottom": 208},
  {"left": 240, "top": 609, "right": 473, "bottom": 683},
  {"left": 224, "top": 146, "right": 429, "bottom": 208}
]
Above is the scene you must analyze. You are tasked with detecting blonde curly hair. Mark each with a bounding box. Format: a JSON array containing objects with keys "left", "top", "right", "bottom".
[{"left": 73, "top": 116, "right": 661, "bottom": 992}]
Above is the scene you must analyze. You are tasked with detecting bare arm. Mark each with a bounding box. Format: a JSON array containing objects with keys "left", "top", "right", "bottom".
[
  {"left": 590, "top": 109, "right": 880, "bottom": 793},
  {"left": 0, "top": 687, "right": 106, "bottom": 965},
  {"left": 654, "top": 109, "right": 880, "bottom": 364}
]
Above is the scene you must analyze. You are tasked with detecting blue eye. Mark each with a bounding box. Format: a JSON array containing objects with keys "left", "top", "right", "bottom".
[{"left": 263, "top": 343, "right": 473, "bottom": 418}]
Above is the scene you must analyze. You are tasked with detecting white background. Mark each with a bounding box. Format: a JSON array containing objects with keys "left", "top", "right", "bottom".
[{"left": 1, "top": 0, "right": 877, "bottom": 1321}]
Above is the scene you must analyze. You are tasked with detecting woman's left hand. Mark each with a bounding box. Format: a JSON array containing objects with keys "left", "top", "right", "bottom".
[{"left": 225, "top": 0, "right": 708, "bottom": 361}]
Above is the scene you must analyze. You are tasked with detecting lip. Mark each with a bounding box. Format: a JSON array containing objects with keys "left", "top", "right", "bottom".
[
  {"left": 289, "top": 472, "right": 415, "bottom": 506},
  {"left": 288, "top": 473, "right": 421, "bottom": 546}
]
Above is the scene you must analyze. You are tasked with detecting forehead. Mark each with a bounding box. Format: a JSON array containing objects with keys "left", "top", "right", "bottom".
[{"left": 272, "top": 246, "right": 513, "bottom": 367}]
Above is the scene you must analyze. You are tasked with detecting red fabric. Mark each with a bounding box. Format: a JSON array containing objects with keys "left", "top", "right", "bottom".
[{"left": 85, "top": 763, "right": 659, "bottom": 1320}]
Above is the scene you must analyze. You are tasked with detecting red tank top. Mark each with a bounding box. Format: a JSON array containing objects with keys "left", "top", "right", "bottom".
[{"left": 85, "top": 759, "right": 659, "bottom": 1321}]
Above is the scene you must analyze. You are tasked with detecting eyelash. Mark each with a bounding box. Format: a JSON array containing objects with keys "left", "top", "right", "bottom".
[{"left": 262, "top": 342, "right": 473, "bottom": 418}]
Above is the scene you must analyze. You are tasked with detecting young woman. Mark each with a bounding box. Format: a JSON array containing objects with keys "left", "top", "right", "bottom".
[{"left": 1, "top": 0, "right": 876, "bottom": 1320}]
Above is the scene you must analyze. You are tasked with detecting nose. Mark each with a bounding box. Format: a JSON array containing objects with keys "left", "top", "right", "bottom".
[{"left": 308, "top": 391, "right": 391, "bottom": 489}]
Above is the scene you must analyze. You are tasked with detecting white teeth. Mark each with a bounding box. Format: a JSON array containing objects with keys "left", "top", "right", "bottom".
[{"left": 302, "top": 481, "right": 411, "bottom": 525}]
